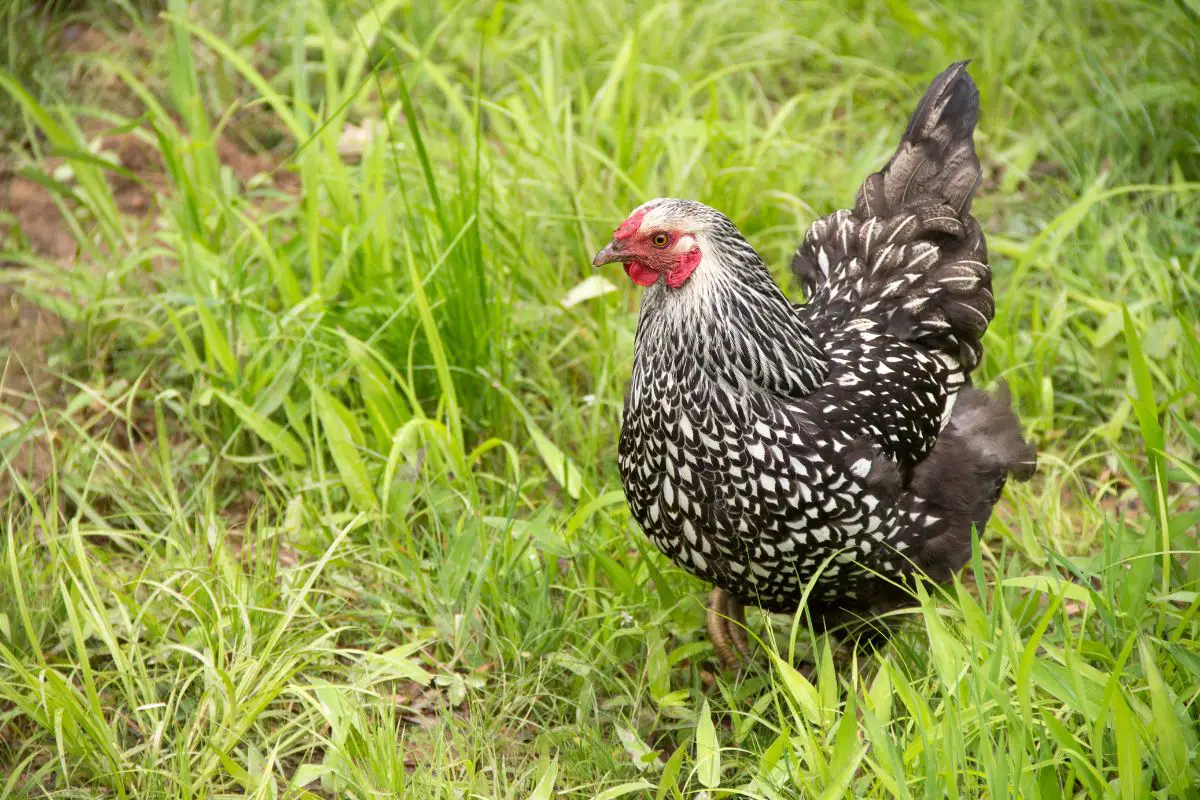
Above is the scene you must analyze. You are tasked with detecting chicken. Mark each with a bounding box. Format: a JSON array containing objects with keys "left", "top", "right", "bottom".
[{"left": 591, "top": 62, "right": 1036, "bottom": 668}]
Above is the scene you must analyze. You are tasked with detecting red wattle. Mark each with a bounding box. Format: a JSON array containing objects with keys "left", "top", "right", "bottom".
[
  {"left": 666, "top": 249, "right": 702, "bottom": 288},
  {"left": 624, "top": 261, "right": 660, "bottom": 286}
]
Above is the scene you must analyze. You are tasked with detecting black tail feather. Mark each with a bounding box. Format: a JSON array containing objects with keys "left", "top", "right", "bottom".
[
  {"left": 856, "top": 61, "right": 983, "bottom": 218},
  {"left": 791, "top": 62, "right": 995, "bottom": 372}
]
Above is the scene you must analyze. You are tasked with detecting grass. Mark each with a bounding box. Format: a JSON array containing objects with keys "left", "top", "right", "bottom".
[{"left": 0, "top": 0, "right": 1198, "bottom": 796}]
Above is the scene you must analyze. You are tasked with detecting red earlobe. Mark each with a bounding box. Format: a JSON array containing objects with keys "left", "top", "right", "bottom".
[{"left": 666, "top": 249, "right": 702, "bottom": 288}]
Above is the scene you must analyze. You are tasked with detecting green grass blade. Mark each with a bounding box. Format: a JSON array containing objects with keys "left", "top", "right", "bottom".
[{"left": 212, "top": 389, "right": 307, "bottom": 466}]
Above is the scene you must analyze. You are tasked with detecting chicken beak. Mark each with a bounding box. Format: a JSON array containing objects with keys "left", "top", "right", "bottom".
[{"left": 592, "top": 241, "right": 631, "bottom": 268}]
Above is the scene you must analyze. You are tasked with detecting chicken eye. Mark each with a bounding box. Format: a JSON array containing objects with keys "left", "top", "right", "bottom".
[{"left": 651, "top": 232, "right": 670, "bottom": 248}]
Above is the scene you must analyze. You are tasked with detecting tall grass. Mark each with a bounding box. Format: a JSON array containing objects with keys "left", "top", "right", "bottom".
[{"left": 1, "top": 0, "right": 1197, "bottom": 796}]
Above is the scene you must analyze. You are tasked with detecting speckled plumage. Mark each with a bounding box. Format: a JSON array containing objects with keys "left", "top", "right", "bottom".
[{"left": 616, "top": 63, "right": 1035, "bottom": 625}]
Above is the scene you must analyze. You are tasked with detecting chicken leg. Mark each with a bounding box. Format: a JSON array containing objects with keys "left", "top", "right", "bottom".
[{"left": 706, "top": 587, "right": 753, "bottom": 669}]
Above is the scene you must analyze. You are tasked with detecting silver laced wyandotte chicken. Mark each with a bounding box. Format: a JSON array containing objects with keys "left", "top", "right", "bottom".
[{"left": 592, "top": 62, "right": 1036, "bottom": 668}]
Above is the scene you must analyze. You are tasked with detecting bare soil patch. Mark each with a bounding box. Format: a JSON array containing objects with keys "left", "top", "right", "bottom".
[{"left": 1, "top": 20, "right": 297, "bottom": 494}]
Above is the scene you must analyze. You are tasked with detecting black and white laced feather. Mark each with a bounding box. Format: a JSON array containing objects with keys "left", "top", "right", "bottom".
[{"left": 618, "top": 62, "right": 1035, "bottom": 623}]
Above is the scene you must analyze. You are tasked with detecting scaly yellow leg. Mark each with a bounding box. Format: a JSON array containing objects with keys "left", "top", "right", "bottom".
[{"left": 706, "top": 588, "right": 753, "bottom": 669}]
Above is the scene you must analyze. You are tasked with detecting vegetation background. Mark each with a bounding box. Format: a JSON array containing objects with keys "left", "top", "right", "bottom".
[{"left": 1, "top": 0, "right": 1197, "bottom": 797}]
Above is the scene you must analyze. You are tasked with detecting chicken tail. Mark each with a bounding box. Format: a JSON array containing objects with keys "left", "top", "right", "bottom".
[
  {"left": 792, "top": 61, "right": 994, "bottom": 373},
  {"left": 856, "top": 60, "right": 982, "bottom": 219}
]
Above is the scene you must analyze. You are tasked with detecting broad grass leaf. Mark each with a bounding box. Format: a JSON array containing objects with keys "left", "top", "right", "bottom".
[
  {"left": 695, "top": 698, "right": 720, "bottom": 789},
  {"left": 1112, "top": 691, "right": 1144, "bottom": 800},
  {"left": 312, "top": 384, "right": 378, "bottom": 511},
  {"left": 365, "top": 643, "right": 433, "bottom": 687},
  {"left": 646, "top": 629, "right": 670, "bottom": 704},
  {"left": 867, "top": 663, "right": 893, "bottom": 726},
  {"left": 1138, "top": 639, "right": 1194, "bottom": 792},
  {"left": 591, "top": 549, "right": 638, "bottom": 599},
  {"left": 213, "top": 389, "right": 306, "bottom": 466},
  {"left": 527, "top": 757, "right": 559, "bottom": 800},
  {"left": 1001, "top": 575, "right": 1091, "bottom": 604},
  {"left": 769, "top": 651, "right": 822, "bottom": 726},
  {"left": 527, "top": 423, "right": 583, "bottom": 500},
  {"left": 291, "top": 763, "right": 334, "bottom": 789},
  {"left": 594, "top": 781, "right": 655, "bottom": 800},
  {"left": 617, "top": 726, "right": 661, "bottom": 772},
  {"left": 656, "top": 745, "right": 684, "bottom": 800},
  {"left": 564, "top": 490, "right": 626, "bottom": 538},
  {"left": 194, "top": 300, "right": 238, "bottom": 380}
]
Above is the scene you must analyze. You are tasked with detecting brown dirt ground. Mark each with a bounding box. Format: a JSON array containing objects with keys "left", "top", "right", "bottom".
[{"left": 0, "top": 21, "right": 297, "bottom": 492}]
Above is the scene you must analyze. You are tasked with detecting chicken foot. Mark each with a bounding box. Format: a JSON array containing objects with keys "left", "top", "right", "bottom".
[{"left": 706, "top": 587, "right": 753, "bottom": 669}]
